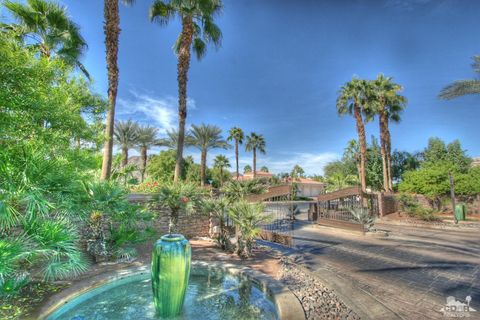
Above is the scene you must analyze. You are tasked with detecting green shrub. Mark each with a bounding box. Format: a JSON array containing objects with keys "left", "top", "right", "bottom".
[
  {"left": 228, "top": 201, "right": 271, "bottom": 258},
  {"left": 397, "top": 194, "right": 440, "bottom": 221}
]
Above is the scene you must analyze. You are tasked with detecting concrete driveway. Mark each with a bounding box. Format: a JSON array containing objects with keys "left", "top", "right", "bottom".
[{"left": 273, "top": 215, "right": 480, "bottom": 319}]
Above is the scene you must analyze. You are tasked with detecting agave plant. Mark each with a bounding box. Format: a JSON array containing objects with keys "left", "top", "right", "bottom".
[
  {"left": 349, "top": 207, "right": 375, "bottom": 231},
  {"left": 228, "top": 201, "right": 271, "bottom": 258}
]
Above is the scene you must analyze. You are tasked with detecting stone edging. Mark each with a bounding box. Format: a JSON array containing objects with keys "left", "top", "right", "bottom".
[{"left": 34, "top": 261, "right": 305, "bottom": 320}]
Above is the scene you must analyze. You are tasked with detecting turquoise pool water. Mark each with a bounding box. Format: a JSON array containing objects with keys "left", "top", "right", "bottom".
[{"left": 47, "top": 268, "right": 278, "bottom": 320}]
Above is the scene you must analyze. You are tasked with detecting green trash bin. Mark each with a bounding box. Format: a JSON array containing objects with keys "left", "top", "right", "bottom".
[{"left": 455, "top": 203, "right": 467, "bottom": 221}]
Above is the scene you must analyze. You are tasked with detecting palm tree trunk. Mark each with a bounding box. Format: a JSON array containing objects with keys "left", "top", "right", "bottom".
[
  {"left": 253, "top": 148, "right": 257, "bottom": 178},
  {"left": 173, "top": 17, "right": 194, "bottom": 183},
  {"left": 379, "top": 108, "right": 389, "bottom": 192},
  {"left": 385, "top": 120, "right": 393, "bottom": 191},
  {"left": 200, "top": 149, "right": 207, "bottom": 186},
  {"left": 235, "top": 140, "right": 239, "bottom": 179},
  {"left": 101, "top": 0, "right": 120, "bottom": 181},
  {"left": 140, "top": 146, "right": 147, "bottom": 182},
  {"left": 220, "top": 167, "right": 223, "bottom": 186},
  {"left": 121, "top": 147, "right": 128, "bottom": 168},
  {"left": 353, "top": 103, "right": 367, "bottom": 192}
]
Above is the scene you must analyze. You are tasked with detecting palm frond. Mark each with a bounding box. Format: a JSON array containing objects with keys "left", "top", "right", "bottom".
[{"left": 439, "top": 80, "right": 480, "bottom": 100}]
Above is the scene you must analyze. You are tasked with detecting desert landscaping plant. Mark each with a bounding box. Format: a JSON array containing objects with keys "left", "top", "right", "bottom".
[
  {"left": 228, "top": 201, "right": 271, "bottom": 258},
  {"left": 154, "top": 183, "right": 206, "bottom": 234}
]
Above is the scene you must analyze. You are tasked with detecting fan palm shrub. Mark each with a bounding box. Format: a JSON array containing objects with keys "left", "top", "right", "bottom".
[
  {"left": 189, "top": 124, "right": 230, "bottom": 186},
  {"left": 228, "top": 201, "right": 270, "bottom": 258},
  {"left": 153, "top": 183, "right": 207, "bottom": 234},
  {"left": 221, "top": 180, "right": 267, "bottom": 203},
  {"left": 202, "top": 197, "right": 231, "bottom": 250},
  {"left": 3, "top": 0, "right": 89, "bottom": 77},
  {"left": 150, "top": 0, "right": 223, "bottom": 182}
]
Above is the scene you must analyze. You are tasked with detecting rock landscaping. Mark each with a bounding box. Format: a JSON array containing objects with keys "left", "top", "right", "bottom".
[{"left": 279, "top": 257, "right": 360, "bottom": 320}]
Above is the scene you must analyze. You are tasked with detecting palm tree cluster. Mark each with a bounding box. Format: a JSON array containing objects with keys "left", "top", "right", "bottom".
[
  {"left": 337, "top": 74, "right": 407, "bottom": 193},
  {"left": 113, "top": 120, "right": 159, "bottom": 182},
  {"left": 113, "top": 118, "right": 268, "bottom": 187}
]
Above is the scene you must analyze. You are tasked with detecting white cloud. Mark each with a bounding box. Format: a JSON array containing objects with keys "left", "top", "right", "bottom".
[{"left": 117, "top": 90, "right": 196, "bottom": 134}]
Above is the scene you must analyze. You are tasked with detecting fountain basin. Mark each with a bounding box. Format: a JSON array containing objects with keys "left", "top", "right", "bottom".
[{"left": 38, "top": 261, "right": 305, "bottom": 320}]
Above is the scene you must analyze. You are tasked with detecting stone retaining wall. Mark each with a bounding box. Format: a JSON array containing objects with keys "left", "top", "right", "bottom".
[{"left": 128, "top": 193, "right": 211, "bottom": 239}]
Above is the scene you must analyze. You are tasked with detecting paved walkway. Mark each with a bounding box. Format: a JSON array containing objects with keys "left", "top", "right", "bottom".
[{"left": 267, "top": 215, "right": 480, "bottom": 319}]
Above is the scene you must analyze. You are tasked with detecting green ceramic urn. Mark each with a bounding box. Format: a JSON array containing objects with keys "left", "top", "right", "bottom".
[{"left": 151, "top": 234, "right": 191, "bottom": 317}]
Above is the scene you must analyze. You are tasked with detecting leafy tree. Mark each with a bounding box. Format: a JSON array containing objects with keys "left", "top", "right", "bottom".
[
  {"left": 391, "top": 150, "right": 421, "bottom": 182},
  {"left": 135, "top": 125, "right": 159, "bottom": 182},
  {"left": 325, "top": 172, "right": 358, "bottom": 192},
  {"left": 337, "top": 77, "right": 371, "bottom": 192},
  {"left": 365, "top": 136, "right": 384, "bottom": 191},
  {"left": 3, "top": 0, "right": 89, "bottom": 77},
  {"left": 189, "top": 124, "right": 229, "bottom": 186},
  {"left": 439, "top": 56, "right": 480, "bottom": 100},
  {"left": 399, "top": 138, "right": 473, "bottom": 207},
  {"left": 100, "top": 0, "right": 135, "bottom": 180},
  {"left": 423, "top": 137, "right": 471, "bottom": 172},
  {"left": 114, "top": 120, "right": 139, "bottom": 167},
  {"left": 243, "top": 165, "right": 252, "bottom": 174},
  {"left": 227, "top": 127, "right": 244, "bottom": 179},
  {"left": 150, "top": 0, "right": 223, "bottom": 182},
  {"left": 213, "top": 155, "right": 231, "bottom": 187},
  {"left": 0, "top": 30, "right": 105, "bottom": 151},
  {"left": 291, "top": 165, "right": 305, "bottom": 179},
  {"left": 260, "top": 166, "right": 269, "bottom": 173},
  {"left": 245, "top": 132, "right": 266, "bottom": 178},
  {"left": 370, "top": 74, "right": 407, "bottom": 192},
  {"left": 147, "top": 150, "right": 177, "bottom": 182}
]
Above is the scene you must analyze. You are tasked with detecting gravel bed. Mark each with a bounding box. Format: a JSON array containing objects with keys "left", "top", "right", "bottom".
[{"left": 279, "top": 258, "right": 360, "bottom": 320}]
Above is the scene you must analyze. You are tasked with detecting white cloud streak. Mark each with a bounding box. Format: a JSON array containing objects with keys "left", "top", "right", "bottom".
[{"left": 117, "top": 90, "right": 196, "bottom": 134}]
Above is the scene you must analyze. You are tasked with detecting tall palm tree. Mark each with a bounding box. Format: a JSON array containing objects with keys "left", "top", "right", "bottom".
[
  {"left": 136, "top": 125, "right": 159, "bottom": 182},
  {"left": 336, "top": 77, "right": 371, "bottom": 193},
  {"left": 189, "top": 124, "right": 229, "bottom": 186},
  {"left": 213, "top": 154, "right": 230, "bottom": 186},
  {"left": 150, "top": 0, "right": 223, "bottom": 183},
  {"left": 245, "top": 133, "right": 266, "bottom": 178},
  {"left": 439, "top": 56, "right": 480, "bottom": 100},
  {"left": 113, "top": 120, "right": 139, "bottom": 167},
  {"left": 100, "top": 0, "right": 135, "bottom": 181},
  {"left": 370, "top": 75, "right": 406, "bottom": 192},
  {"left": 227, "top": 127, "right": 244, "bottom": 180},
  {"left": 4, "top": 0, "right": 89, "bottom": 77}
]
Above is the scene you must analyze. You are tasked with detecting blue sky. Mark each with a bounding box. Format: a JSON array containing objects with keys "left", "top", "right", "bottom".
[{"left": 11, "top": 0, "right": 480, "bottom": 175}]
